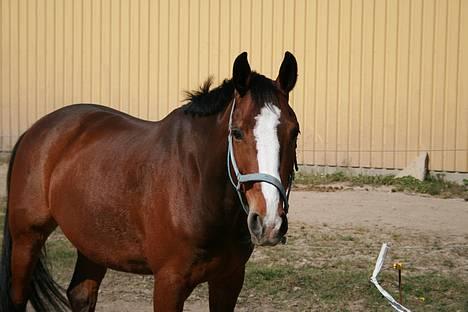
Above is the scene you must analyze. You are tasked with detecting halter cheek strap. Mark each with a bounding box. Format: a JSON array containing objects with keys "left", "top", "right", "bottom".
[{"left": 227, "top": 98, "right": 292, "bottom": 215}]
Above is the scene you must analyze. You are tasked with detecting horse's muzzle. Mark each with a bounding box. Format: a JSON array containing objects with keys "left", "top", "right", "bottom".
[{"left": 247, "top": 212, "right": 288, "bottom": 246}]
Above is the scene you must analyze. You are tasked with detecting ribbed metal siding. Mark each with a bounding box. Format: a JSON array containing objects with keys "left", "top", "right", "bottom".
[{"left": 1, "top": 0, "right": 467, "bottom": 172}]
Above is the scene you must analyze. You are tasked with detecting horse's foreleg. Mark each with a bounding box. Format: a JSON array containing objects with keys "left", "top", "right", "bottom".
[
  {"left": 67, "top": 252, "right": 107, "bottom": 312},
  {"left": 152, "top": 268, "right": 195, "bottom": 312},
  {"left": 208, "top": 265, "right": 245, "bottom": 312}
]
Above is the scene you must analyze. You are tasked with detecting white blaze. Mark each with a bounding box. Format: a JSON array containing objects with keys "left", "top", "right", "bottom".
[{"left": 253, "top": 104, "right": 282, "bottom": 228}]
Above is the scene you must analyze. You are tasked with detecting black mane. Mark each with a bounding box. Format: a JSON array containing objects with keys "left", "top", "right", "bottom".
[{"left": 183, "top": 73, "right": 279, "bottom": 116}]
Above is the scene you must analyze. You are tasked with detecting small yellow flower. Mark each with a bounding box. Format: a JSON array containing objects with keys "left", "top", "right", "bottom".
[{"left": 393, "top": 262, "right": 403, "bottom": 270}]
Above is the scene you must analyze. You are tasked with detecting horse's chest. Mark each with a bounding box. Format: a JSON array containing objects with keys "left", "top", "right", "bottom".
[{"left": 188, "top": 245, "right": 253, "bottom": 283}]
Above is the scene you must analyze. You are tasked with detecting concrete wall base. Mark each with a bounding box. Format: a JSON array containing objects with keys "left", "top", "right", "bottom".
[{"left": 298, "top": 165, "right": 468, "bottom": 185}]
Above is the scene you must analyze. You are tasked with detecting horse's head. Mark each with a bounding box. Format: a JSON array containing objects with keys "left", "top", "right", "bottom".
[{"left": 228, "top": 52, "right": 299, "bottom": 246}]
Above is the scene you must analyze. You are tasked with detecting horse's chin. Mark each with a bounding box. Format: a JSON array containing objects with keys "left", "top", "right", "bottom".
[{"left": 250, "top": 235, "right": 283, "bottom": 247}]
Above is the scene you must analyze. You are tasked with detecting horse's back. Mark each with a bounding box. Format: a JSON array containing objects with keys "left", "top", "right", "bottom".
[{"left": 32, "top": 103, "right": 150, "bottom": 138}]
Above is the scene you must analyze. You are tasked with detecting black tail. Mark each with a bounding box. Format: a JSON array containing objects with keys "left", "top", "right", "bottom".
[
  {"left": 0, "top": 134, "right": 24, "bottom": 311},
  {"left": 0, "top": 192, "right": 14, "bottom": 311},
  {"left": 0, "top": 134, "right": 70, "bottom": 312}
]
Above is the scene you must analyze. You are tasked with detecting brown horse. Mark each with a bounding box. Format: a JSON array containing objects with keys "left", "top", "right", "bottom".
[{"left": 0, "top": 51, "right": 299, "bottom": 312}]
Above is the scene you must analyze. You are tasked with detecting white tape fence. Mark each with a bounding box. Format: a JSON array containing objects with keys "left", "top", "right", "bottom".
[{"left": 370, "top": 243, "right": 411, "bottom": 312}]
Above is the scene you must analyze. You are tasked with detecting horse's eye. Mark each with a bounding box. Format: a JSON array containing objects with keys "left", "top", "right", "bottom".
[{"left": 231, "top": 128, "right": 244, "bottom": 140}]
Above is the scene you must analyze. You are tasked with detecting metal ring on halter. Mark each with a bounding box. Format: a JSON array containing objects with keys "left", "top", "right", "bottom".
[{"left": 226, "top": 98, "right": 293, "bottom": 215}]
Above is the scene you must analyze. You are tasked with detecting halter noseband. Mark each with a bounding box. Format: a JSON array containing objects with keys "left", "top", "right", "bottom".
[{"left": 227, "top": 98, "right": 293, "bottom": 215}]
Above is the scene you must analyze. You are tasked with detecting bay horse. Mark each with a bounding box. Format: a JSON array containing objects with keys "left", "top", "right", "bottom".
[{"left": 0, "top": 51, "right": 299, "bottom": 312}]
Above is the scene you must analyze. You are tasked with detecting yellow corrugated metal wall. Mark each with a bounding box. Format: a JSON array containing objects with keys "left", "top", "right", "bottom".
[{"left": 1, "top": 0, "right": 467, "bottom": 172}]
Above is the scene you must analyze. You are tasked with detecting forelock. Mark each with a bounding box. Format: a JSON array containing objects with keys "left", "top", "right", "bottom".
[{"left": 248, "top": 73, "right": 280, "bottom": 109}]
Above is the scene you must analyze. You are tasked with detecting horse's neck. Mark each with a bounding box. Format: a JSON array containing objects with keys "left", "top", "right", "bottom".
[
  {"left": 174, "top": 107, "right": 249, "bottom": 242},
  {"left": 188, "top": 107, "right": 243, "bottom": 211}
]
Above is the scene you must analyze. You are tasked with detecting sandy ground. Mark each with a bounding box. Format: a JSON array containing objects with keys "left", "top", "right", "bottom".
[
  {"left": 289, "top": 190, "right": 468, "bottom": 235},
  {"left": 91, "top": 189, "right": 467, "bottom": 311}
]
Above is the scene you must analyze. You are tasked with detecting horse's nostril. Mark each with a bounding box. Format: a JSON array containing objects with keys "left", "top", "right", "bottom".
[{"left": 248, "top": 212, "right": 263, "bottom": 237}]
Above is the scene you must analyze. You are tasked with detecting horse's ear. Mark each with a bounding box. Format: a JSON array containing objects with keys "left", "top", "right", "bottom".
[
  {"left": 276, "top": 51, "right": 297, "bottom": 93},
  {"left": 232, "top": 52, "right": 251, "bottom": 96}
]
